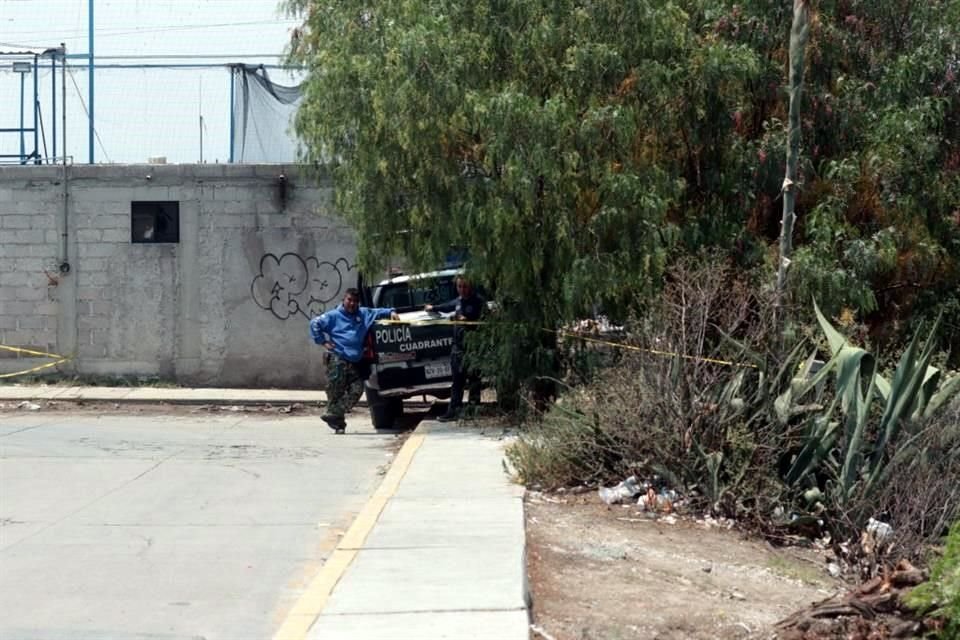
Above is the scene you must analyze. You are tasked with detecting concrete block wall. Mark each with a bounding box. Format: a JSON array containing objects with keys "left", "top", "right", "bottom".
[{"left": 0, "top": 164, "right": 355, "bottom": 388}]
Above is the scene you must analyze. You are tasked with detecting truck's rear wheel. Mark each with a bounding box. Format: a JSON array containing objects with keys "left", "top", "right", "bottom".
[{"left": 366, "top": 385, "right": 402, "bottom": 430}]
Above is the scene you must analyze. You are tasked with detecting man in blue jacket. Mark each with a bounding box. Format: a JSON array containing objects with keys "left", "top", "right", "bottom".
[{"left": 310, "top": 288, "right": 398, "bottom": 433}]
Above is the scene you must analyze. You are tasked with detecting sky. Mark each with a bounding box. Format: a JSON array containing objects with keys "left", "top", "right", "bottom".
[{"left": 0, "top": 0, "right": 303, "bottom": 163}]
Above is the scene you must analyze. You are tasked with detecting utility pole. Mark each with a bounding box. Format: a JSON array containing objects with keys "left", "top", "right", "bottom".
[{"left": 88, "top": 0, "right": 95, "bottom": 164}]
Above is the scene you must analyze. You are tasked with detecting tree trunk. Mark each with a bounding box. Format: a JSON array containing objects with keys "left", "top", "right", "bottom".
[{"left": 774, "top": 0, "right": 811, "bottom": 325}]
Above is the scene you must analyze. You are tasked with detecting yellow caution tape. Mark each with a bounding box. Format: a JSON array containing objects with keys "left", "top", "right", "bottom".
[
  {"left": 377, "top": 319, "right": 756, "bottom": 369},
  {"left": 554, "top": 330, "right": 757, "bottom": 369},
  {"left": 0, "top": 345, "right": 72, "bottom": 379}
]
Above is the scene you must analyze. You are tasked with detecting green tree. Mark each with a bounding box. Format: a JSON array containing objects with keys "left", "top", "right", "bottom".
[
  {"left": 285, "top": 0, "right": 762, "bottom": 391},
  {"left": 286, "top": 0, "right": 960, "bottom": 385}
]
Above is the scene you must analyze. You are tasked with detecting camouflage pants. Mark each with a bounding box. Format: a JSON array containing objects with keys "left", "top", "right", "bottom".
[{"left": 325, "top": 355, "right": 367, "bottom": 418}]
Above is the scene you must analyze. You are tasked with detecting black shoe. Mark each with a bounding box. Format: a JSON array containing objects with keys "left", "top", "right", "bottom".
[
  {"left": 437, "top": 410, "right": 459, "bottom": 423},
  {"left": 322, "top": 414, "right": 346, "bottom": 433}
]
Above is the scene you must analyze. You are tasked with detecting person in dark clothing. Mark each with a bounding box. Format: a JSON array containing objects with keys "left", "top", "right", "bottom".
[{"left": 425, "top": 275, "right": 485, "bottom": 421}]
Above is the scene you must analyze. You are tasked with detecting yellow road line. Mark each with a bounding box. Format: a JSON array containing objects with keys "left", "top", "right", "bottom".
[{"left": 272, "top": 431, "right": 426, "bottom": 640}]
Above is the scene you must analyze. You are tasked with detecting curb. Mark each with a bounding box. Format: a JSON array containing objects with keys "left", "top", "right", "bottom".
[
  {"left": 272, "top": 419, "right": 531, "bottom": 639},
  {"left": 0, "top": 389, "right": 379, "bottom": 408},
  {"left": 272, "top": 421, "right": 429, "bottom": 640}
]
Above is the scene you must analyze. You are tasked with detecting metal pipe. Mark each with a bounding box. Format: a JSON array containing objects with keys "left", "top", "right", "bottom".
[
  {"left": 52, "top": 53, "right": 57, "bottom": 160},
  {"left": 33, "top": 55, "right": 39, "bottom": 163},
  {"left": 228, "top": 65, "right": 235, "bottom": 163},
  {"left": 61, "top": 43, "right": 70, "bottom": 272},
  {"left": 88, "top": 0, "right": 95, "bottom": 164},
  {"left": 19, "top": 72, "right": 26, "bottom": 163}
]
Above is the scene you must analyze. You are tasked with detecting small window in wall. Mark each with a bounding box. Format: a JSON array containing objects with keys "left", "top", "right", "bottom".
[{"left": 131, "top": 201, "right": 180, "bottom": 243}]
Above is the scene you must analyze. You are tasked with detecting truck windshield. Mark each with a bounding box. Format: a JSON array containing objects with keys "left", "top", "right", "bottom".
[{"left": 375, "top": 277, "right": 458, "bottom": 310}]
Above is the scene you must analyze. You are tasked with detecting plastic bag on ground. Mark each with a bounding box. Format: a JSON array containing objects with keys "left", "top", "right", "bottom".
[{"left": 598, "top": 476, "right": 641, "bottom": 505}]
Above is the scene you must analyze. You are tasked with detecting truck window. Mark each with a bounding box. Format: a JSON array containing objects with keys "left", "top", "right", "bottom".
[{"left": 376, "top": 277, "right": 458, "bottom": 310}]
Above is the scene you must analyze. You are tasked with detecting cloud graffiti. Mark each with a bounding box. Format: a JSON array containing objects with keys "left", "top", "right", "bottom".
[{"left": 251, "top": 253, "right": 355, "bottom": 320}]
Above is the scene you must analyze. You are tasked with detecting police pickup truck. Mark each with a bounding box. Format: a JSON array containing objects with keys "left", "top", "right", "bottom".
[{"left": 359, "top": 268, "right": 462, "bottom": 429}]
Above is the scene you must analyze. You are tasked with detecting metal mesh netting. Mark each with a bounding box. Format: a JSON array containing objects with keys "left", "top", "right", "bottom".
[{"left": 230, "top": 64, "right": 302, "bottom": 164}]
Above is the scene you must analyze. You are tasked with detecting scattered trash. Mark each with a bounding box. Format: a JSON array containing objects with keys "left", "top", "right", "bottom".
[
  {"left": 530, "top": 624, "right": 558, "bottom": 640},
  {"left": 638, "top": 487, "right": 678, "bottom": 513},
  {"left": 598, "top": 475, "right": 641, "bottom": 505},
  {"left": 729, "top": 590, "right": 747, "bottom": 601},
  {"left": 860, "top": 516, "right": 895, "bottom": 557},
  {"left": 16, "top": 401, "right": 41, "bottom": 411},
  {"left": 226, "top": 405, "right": 245, "bottom": 412},
  {"left": 279, "top": 403, "right": 303, "bottom": 414},
  {"left": 827, "top": 562, "right": 842, "bottom": 578},
  {"left": 865, "top": 517, "right": 893, "bottom": 545},
  {"left": 702, "top": 565, "right": 713, "bottom": 573}
]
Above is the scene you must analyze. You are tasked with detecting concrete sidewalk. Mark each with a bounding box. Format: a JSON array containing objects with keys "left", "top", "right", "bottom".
[
  {"left": 1, "top": 385, "right": 531, "bottom": 638},
  {"left": 0, "top": 384, "right": 328, "bottom": 405},
  {"left": 277, "top": 421, "right": 529, "bottom": 640}
]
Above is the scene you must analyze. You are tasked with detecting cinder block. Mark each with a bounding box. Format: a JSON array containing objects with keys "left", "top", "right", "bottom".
[
  {"left": 20, "top": 245, "right": 57, "bottom": 258},
  {"left": 0, "top": 316, "right": 17, "bottom": 329},
  {"left": 95, "top": 214, "right": 130, "bottom": 230},
  {"left": 30, "top": 214, "right": 57, "bottom": 230},
  {"left": 12, "top": 190, "right": 59, "bottom": 204},
  {"left": 0, "top": 287, "right": 15, "bottom": 300},
  {"left": 100, "top": 229, "right": 128, "bottom": 243},
  {"left": 222, "top": 200, "right": 257, "bottom": 215},
  {"left": 0, "top": 271, "right": 28, "bottom": 287},
  {"left": 213, "top": 186, "right": 245, "bottom": 201},
  {"left": 77, "top": 258, "right": 107, "bottom": 272},
  {"left": 2, "top": 215, "right": 31, "bottom": 229},
  {"left": 15, "top": 287, "right": 47, "bottom": 302},
  {"left": 78, "top": 271, "right": 110, "bottom": 286},
  {"left": 79, "top": 343, "right": 108, "bottom": 358},
  {"left": 31, "top": 301, "right": 58, "bottom": 316},
  {"left": 78, "top": 315, "right": 112, "bottom": 330},
  {"left": 16, "top": 315, "right": 47, "bottom": 329},
  {"left": 76, "top": 229, "right": 102, "bottom": 243},
  {"left": 76, "top": 286, "right": 103, "bottom": 301},
  {"left": 0, "top": 329, "right": 39, "bottom": 345},
  {"left": 77, "top": 243, "right": 119, "bottom": 258},
  {"left": 88, "top": 302, "right": 112, "bottom": 316},
  {"left": 10, "top": 257, "right": 47, "bottom": 272},
  {"left": 13, "top": 230, "right": 44, "bottom": 244},
  {"left": 72, "top": 201, "right": 113, "bottom": 216}
]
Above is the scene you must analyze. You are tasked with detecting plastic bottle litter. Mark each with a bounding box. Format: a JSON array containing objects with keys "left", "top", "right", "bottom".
[
  {"left": 866, "top": 517, "right": 893, "bottom": 544},
  {"left": 638, "top": 487, "right": 678, "bottom": 512},
  {"left": 598, "top": 476, "right": 641, "bottom": 505}
]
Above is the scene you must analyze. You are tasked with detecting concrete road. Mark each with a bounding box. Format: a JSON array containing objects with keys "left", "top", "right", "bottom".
[{"left": 0, "top": 410, "right": 397, "bottom": 640}]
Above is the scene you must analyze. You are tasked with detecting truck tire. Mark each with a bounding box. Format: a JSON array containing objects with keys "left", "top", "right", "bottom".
[{"left": 366, "top": 385, "right": 402, "bottom": 430}]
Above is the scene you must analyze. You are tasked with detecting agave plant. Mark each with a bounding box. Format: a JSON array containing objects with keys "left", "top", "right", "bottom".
[{"left": 780, "top": 304, "right": 960, "bottom": 505}]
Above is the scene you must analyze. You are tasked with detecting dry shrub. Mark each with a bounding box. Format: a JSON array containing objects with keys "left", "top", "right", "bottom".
[
  {"left": 508, "top": 255, "right": 789, "bottom": 509},
  {"left": 860, "top": 397, "right": 960, "bottom": 563}
]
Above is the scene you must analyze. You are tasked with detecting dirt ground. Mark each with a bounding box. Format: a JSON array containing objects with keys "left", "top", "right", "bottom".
[{"left": 526, "top": 492, "right": 845, "bottom": 640}]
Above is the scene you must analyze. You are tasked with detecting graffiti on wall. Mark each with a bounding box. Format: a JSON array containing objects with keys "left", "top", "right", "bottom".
[{"left": 251, "top": 253, "right": 356, "bottom": 320}]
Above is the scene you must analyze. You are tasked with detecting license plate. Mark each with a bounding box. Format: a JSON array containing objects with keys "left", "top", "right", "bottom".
[{"left": 423, "top": 362, "right": 451, "bottom": 379}]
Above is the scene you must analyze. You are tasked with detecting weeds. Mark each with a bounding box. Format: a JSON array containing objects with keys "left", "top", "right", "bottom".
[
  {"left": 507, "top": 256, "right": 960, "bottom": 570},
  {"left": 906, "top": 519, "right": 960, "bottom": 638}
]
